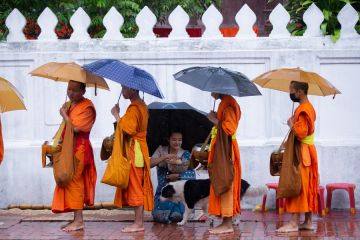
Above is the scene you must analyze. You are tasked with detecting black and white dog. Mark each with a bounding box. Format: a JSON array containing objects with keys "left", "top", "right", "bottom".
[{"left": 160, "top": 179, "right": 265, "bottom": 226}]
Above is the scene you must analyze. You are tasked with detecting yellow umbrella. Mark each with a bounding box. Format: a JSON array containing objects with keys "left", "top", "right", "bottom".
[
  {"left": 252, "top": 68, "right": 341, "bottom": 97},
  {"left": 0, "top": 77, "right": 27, "bottom": 113},
  {"left": 0, "top": 77, "right": 26, "bottom": 165},
  {"left": 30, "top": 62, "right": 110, "bottom": 91}
]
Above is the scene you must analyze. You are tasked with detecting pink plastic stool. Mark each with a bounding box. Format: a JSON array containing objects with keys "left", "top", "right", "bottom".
[
  {"left": 262, "top": 183, "right": 326, "bottom": 216},
  {"left": 262, "top": 183, "right": 284, "bottom": 214},
  {"left": 326, "top": 183, "right": 356, "bottom": 214}
]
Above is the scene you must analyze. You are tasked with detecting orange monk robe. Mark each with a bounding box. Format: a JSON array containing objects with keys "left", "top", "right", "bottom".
[
  {"left": 0, "top": 117, "right": 4, "bottom": 165},
  {"left": 285, "top": 101, "right": 319, "bottom": 213},
  {"left": 52, "top": 98, "right": 97, "bottom": 213},
  {"left": 114, "top": 99, "right": 154, "bottom": 211},
  {"left": 208, "top": 95, "right": 241, "bottom": 217}
]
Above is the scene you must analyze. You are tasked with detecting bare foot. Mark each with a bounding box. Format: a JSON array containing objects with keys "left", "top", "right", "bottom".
[
  {"left": 209, "top": 224, "right": 234, "bottom": 234},
  {"left": 299, "top": 222, "right": 314, "bottom": 230},
  {"left": 62, "top": 221, "right": 84, "bottom": 232},
  {"left": 121, "top": 223, "right": 144, "bottom": 233},
  {"left": 276, "top": 223, "right": 299, "bottom": 233},
  {"left": 60, "top": 221, "right": 72, "bottom": 229}
]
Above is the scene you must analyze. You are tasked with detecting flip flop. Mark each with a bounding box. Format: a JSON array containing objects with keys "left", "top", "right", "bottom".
[
  {"left": 275, "top": 226, "right": 299, "bottom": 233},
  {"left": 62, "top": 225, "right": 84, "bottom": 232},
  {"left": 299, "top": 225, "right": 314, "bottom": 231},
  {"left": 195, "top": 213, "right": 208, "bottom": 222},
  {"left": 209, "top": 228, "right": 234, "bottom": 235},
  {"left": 121, "top": 227, "right": 145, "bottom": 233}
]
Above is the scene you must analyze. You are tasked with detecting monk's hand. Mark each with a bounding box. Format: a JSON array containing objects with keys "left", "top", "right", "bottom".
[
  {"left": 111, "top": 104, "right": 120, "bottom": 120},
  {"left": 166, "top": 173, "right": 180, "bottom": 182},
  {"left": 59, "top": 106, "right": 69, "bottom": 121},
  {"left": 287, "top": 116, "right": 294, "bottom": 128},
  {"left": 207, "top": 111, "right": 218, "bottom": 125}
]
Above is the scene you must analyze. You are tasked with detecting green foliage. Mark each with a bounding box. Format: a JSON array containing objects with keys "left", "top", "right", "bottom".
[
  {"left": 283, "top": 0, "right": 360, "bottom": 42},
  {"left": 145, "top": 0, "right": 221, "bottom": 24},
  {"left": 0, "top": 0, "right": 221, "bottom": 40}
]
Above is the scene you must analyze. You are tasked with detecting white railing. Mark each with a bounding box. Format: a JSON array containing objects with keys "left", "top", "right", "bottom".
[{"left": 3, "top": 3, "right": 359, "bottom": 42}]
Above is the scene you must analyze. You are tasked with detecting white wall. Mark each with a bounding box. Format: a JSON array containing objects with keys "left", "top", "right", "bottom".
[{"left": 0, "top": 3, "right": 360, "bottom": 209}]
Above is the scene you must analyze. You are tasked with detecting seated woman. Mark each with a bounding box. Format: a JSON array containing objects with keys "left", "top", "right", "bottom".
[{"left": 150, "top": 130, "right": 196, "bottom": 223}]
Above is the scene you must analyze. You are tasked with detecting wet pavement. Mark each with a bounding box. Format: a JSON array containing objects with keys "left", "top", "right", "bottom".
[{"left": 0, "top": 209, "right": 359, "bottom": 239}]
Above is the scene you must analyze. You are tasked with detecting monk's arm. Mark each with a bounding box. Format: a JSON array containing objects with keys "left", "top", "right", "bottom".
[
  {"left": 118, "top": 106, "right": 140, "bottom": 136},
  {"left": 293, "top": 112, "right": 311, "bottom": 139},
  {"left": 72, "top": 107, "right": 96, "bottom": 133},
  {"left": 61, "top": 106, "right": 95, "bottom": 133},
  {"left": 60, "top": 107, "right": 79, "bottom": 132},
  {"left": 221, "top": 106, "right": 240, "bottom": 136}
]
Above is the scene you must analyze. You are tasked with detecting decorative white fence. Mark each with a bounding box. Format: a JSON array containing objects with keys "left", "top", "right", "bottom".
[
  {"left": 0, "top": 3, "right": 359, "bottom": 210},
  {"left": 4, "top": 3, "right": 360, "bottom": 41}
]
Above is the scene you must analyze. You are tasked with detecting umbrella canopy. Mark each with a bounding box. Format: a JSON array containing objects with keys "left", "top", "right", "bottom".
[
  {"left": 147, "top": 102, "right": 213, "bottom": 156},
  {"left": 0, "top": 77, "right": 26, "bottom": 113},
  {"left": 252, "top": 68, "right": 341, "bottom": 96},
  {"left": 173, "top": 66, "right": 262, "bottom": 97},
  {"left": 30, "top": 62, "right": 110, "bottom": 90},
  {"left": 83, "top": 59, "right": 164, "bottom": 99}
]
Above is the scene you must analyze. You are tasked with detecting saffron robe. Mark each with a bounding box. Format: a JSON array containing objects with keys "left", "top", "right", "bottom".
[
  {"left": 114, "top": 99, "right": 154, "bottom": 211},
  {"left": 208, "top": 95, "right": 241, "bottom": 217},
  {"left": 284, "top": 100, "right": 319, "bottom": 213},
  {"left": 0, "top": 117, "right": 3, "bottom": 164},
  {"left": 52, "top": 98, "right": 97, "bottom": 213}
]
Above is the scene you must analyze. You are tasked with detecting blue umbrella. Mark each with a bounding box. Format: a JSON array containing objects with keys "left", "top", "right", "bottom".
[{"left": 83, "top": 59, "right": 164, "bottom": 99}]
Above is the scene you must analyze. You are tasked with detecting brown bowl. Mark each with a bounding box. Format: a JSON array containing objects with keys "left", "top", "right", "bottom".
[{"left": 167, "top": 161, "right": 190, "bottom": 173}]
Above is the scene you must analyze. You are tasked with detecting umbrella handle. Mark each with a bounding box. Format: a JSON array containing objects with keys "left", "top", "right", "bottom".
[{"left": 213, "top": 99, "right": 216, "bottom": 111}]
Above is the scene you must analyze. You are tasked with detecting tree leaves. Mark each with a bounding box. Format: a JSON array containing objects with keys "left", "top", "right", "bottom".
[
  {"left": 0, "top": 0, "right": 221, "bottom": 39},
  {"left": 283, "top": 0, "right": 360, "bottom": 41}
]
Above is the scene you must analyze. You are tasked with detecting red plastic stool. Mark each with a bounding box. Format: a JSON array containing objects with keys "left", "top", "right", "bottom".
[
  {"left": 318, "top": 185, "right": 325, "bottom": 217},
  {"left": 326, "top": 183, "right": 356, "bottom": 214},
  {"left": 262, "top": 183, "right": 284, "bottom": 214}
]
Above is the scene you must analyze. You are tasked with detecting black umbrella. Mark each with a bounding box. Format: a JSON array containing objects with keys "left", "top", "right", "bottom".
[
  {"left": 147, "top": 102, "right": 213, "bottom": 156},
  {"left": 173, "top": 66, "right": 262, "bottom": 97}
]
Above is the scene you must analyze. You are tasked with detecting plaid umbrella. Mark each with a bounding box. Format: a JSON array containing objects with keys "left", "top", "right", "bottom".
[{"left": 83, "top": 59, "right": 164, "bottom": 99}]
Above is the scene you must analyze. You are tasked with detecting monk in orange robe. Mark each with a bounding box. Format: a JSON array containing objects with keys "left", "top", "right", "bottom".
[
  {"left": 0, "top": 117, "right": 4, "bottom": 165},
  {"left": 207, "top": 93, "right": 241, "bottom": 234},
  {"left": 277, "top": 81, "right": 319, "bottom": 232},
  {"left": 52, "top": 80, "right": 97, "bottom": 232},
  {"left": 111, "top": 85, "right": 153, "bottom": 233}
]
